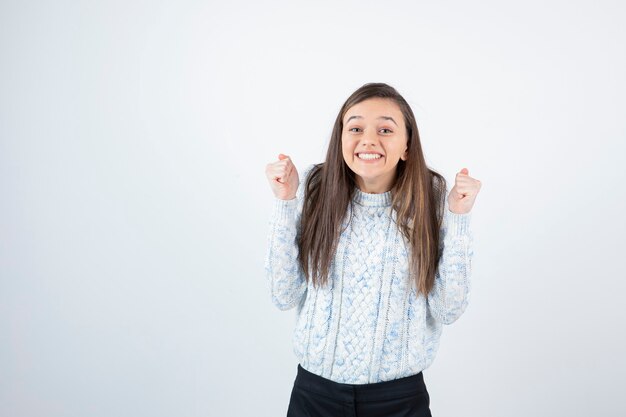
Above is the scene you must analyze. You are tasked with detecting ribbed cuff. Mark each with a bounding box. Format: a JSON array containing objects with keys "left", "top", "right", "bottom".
[
  {"left": 446, "top": 209, "right": 472, "bottom": 236},
  {"left": 272, "top": 196, "right": 298, "bottom": 223}
]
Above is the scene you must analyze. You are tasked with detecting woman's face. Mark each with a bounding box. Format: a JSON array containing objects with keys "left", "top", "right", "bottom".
[{"left": 341, "top": 98, "right": 408, "bottom": 193}]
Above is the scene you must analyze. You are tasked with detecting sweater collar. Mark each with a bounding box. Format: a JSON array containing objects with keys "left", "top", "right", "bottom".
[{"left": 352, "top": 187, "right": 392, "bottom": 207}]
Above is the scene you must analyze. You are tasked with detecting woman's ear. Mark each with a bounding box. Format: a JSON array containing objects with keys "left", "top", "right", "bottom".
[{"left": 401, "top": 148, "right": 408, "bottom": 161}]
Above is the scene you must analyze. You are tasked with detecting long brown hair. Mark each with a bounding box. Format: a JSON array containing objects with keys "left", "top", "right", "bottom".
[{"left": 297, "top": 82, "right": 447, "bottom": 298}]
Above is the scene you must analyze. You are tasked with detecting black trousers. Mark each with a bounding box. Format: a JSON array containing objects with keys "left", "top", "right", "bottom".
[{"left": 286, "top": 364, "right": 432, "bottom": 417}]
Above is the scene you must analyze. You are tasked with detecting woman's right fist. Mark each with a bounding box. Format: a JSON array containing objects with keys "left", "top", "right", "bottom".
[{"left": 266, "top": 154, "right": 300, "bottom": 200}]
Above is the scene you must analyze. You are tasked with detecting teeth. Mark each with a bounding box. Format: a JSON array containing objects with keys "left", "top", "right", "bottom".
[{"left": 358, "top": 153, "right": 382, "bottom": 160}]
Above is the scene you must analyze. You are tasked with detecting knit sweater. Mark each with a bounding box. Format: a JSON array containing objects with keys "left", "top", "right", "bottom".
[{"left": 264, "top": 164, "right": 474, "bottom": 384}]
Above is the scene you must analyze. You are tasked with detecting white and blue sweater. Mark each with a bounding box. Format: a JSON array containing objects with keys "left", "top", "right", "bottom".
[{"left": 264, "top": 164, "right": 474, "bottom": 384}]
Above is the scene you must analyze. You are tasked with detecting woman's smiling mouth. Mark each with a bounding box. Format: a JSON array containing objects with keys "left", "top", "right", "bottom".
[{"left": 356, "top": 152, "right": 384, "bottom": 162}]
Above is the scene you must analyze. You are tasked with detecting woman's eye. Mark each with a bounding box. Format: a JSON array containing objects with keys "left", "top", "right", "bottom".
[
  {"left": 381, "top": 128, "right": 393, "bottom": 134},
  {"left": 348, "top": 127, "right": 361, "bottom": 132}
]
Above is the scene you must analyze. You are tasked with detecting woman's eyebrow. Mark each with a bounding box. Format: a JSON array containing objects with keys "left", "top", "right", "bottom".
[{"left": 345, "top": 115, "right": 398, "bottom": 126}]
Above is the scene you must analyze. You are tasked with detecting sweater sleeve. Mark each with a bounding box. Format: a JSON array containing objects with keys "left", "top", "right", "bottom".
[
  {"left": 426, "top": 189, "right": 475, "bottom": 325},
  {"left": 263, "top": 164, "right": 316, "bottom": 311}
]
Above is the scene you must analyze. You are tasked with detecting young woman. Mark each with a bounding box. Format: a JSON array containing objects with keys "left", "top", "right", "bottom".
[{"left": 264, "top": 82, "right": 482, "bottom": 417}]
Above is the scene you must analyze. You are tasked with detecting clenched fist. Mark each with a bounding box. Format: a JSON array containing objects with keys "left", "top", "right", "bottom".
[
  {"left": 448, "top": 168, "right": 482, "bottom": 214},
  {"left": 265, "top": 154, "right": 300, "bottom": 200}
]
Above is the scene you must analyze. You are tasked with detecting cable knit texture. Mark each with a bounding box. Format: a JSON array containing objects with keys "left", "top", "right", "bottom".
[{"left": 264, "top": 164, "right": 474, "bottom": 384}]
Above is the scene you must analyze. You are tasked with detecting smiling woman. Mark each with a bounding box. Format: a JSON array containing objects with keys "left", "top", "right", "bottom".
[
  {"left": 342, "top": 98, "right": 409, "bottom": 193},
  {"left": 264, "top": 82, "right": 481, "bottom": 417}
]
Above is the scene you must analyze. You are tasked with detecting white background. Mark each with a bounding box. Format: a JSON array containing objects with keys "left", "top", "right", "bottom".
[{"left": 1, "top": 0, "right": 625, "bottom": 416}]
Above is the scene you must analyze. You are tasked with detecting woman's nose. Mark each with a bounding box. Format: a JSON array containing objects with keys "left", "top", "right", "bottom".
[{"left": 360, "top": 130, "right": 380, "bottom": 147}]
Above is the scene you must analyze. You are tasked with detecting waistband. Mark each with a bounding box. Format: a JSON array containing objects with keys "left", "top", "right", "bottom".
[{"left": 294, "top": 364, "right": 428, "bottom": 403}]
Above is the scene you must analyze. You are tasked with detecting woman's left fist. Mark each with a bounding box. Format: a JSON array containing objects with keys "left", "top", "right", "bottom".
[{"left": 448, "top": 168, "right": 481, "bottom": 214}]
